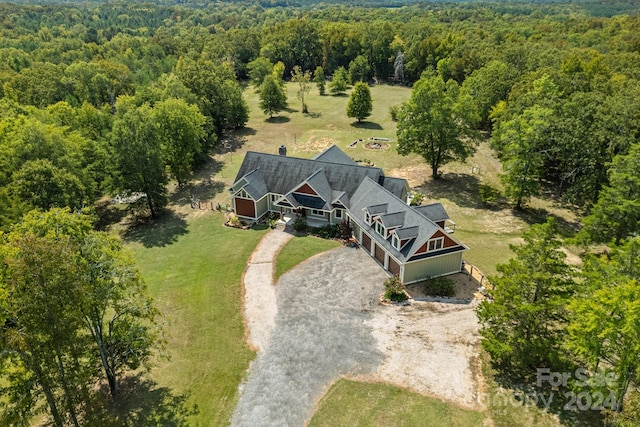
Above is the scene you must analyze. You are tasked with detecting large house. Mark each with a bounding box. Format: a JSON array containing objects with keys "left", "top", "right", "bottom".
[{"left": 230, "top": 145, "right": 467, "bottom": 283}]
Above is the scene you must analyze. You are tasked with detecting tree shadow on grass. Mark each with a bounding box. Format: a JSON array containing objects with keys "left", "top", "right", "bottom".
[
  {"left": 511, "top": 207, "right": 580, "bottom": 238},
  {"left": 171, "top": 178, "right": 226, "bottom": 209},
  {"left": 418, "top": 172, "right": 485, "bottom": 209},
  {"left": 351, "top": 121, "right": 383, "bottom": 130},
  {"left": 265, "top": 116, "right": 290, "bottom": 124},
  {"left": 122, "top": 210, "right": 188, "bottom": 248},
  {"left": 304, "top": 111, "right": 321, "bottom": 118},
  {"left": 489, "top": 364, "right": 604, "bottom": 426},
  {"left": 215, "top": 127, "right": 257, "bottom": 155},
  {"left": 85, "top": 374, "right": 198, "bottom": 427}
]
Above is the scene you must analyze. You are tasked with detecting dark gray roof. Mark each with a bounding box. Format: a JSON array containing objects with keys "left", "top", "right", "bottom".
[
  {"left": 380, "top": 211, "right": 406, "bottom": 229},
  {"left": 414, "top": 203, "right": 450, "bottom": 223},
  {"left": 381, "top": 177, "right": 409, "bottom": 201},
  {"left": 242, "top": 169, "right": 268, "bottom": 200},
  {"left": 350, "top": 177, "right": 465, "bottom": 262},
  {"left": 234, "top": 150, "right": 407, "bottom": 203},
  {"left": 395, "top": 226, "right": 419, "bottom": 240},
  {"left": 312, "top": 145, "right": 358, "bottom": 165},
  {"left": 366, "top": 203, "right": 389, "bottom": 215},
  {"left": 305, "top": 169, "right": 333, "bottom": 205}
]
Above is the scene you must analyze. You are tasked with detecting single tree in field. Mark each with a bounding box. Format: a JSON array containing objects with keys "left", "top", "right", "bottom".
[
  {"left": 476, "top": 218, "right": 576, "bottom": 376},
  {"left": 291, "top": 65, "right": 311, "bottom": 113},
  {"left": 314, "top": 66, "right": 325, "bottom": 95},
  {"left": 577, "top": 143, "right": 640, "bottom": 245},
  {"left": 346, "top": 81, "right": 372, "bottom": 123},
  {"left": 330, "top": 66, "right": 349, "bottom": 95},
  {"left": 259, "top": 75, "right": 287, "bottom": 118},
  {"left": 396, "top": 70, "right": 477, "bottom": 179}
]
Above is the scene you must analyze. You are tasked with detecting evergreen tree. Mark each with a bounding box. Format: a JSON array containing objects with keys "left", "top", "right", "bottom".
[
  {"left": 330, "top": 66, "right": 349, "bottom": 95},
  {"left": 477, "top": 219, "right": 576, "bottom": 375},
  {"left": 259, "top": 75, "right": 287, "bottom": 118},
  {"left": 578, "top": 143, "right": 640, "bottom": 245},
  {"left": 314, "top": 66, "right": 325, "bottom": 95}
]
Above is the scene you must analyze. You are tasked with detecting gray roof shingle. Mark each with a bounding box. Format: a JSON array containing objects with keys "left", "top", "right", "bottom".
[
  {"left": 413, "top": 203, "right": 450, "bottom": 223},
  {"left": 312, "top": 145, "right": 358, "bottom": 165},
  {"left": 234, "top": 150, "right": 407, "bottom": 204},
  {"left": 350, "top": 177, "right": 465, "bottom": 262}
]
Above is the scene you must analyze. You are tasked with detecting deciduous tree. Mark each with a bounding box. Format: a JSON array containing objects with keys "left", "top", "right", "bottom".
[
  {"left": 346, "top": 81, "right": 372, "bottom": 123},
  {"left": 110, "top": 98, "right": 166, "bottom": 218},
  {"left": 396, "top": 70, "right": 477, "bottom": 179},
  {"left": 291, "top": 65, "right": 311, "bottom": 113},
  {"left": 259, "top": 74, "right": 287, "bottom": 118}
]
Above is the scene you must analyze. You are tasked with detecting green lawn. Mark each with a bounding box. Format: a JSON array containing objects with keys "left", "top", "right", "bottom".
[
  {"left": 274, "top": 235, "right": 341, "bottom": 281},
  {"left": 127, "top": 213, "right": 266, "bottom": 426},
  {"left": 308, "top": 380, "right": 485, "bottom": 427}
]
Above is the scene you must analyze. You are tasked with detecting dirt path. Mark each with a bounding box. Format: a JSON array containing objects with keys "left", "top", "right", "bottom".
[{"left": 242, "top": 229, "right": 294, "bottom": 352}]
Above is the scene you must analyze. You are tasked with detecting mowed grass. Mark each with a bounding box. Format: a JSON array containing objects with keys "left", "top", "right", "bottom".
[
  {"left": 274, "top": 235, "right": 341, "bottom": 281},
  {"left": 309, "top": 380, "right": 484, "bottom": 427},
  {"left": 215, "top": 82, "right": 419, "bottom": 195},
  {"left": 127, "top": 213, "right": 266, "bottom": 426}
]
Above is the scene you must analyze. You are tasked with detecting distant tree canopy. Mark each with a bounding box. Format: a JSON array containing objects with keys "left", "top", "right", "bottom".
[{"left": 0, "top": 0, "right": 639, "bottom": 223}]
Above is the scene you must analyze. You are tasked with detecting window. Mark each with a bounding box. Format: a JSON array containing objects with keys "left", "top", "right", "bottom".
[
  {"left": 310, "top": 209, "right": 324, "bottom": 217},
  {"left": 335, "top": 209, "right": 343, "bottom": 219},
  {"left": 364, "top": 212, "right": 371, "bottom": 224},
  {"left": 237, "top": 189, "right": 250, "bottom": 199},
  {"left": 375, "top": 221, "right": 386, "bottom": 237},
  {"left": 428, "top": 238, "right": 444, "bottom": 252},
  {"left": 271, "top": 194, "right": 278, "bottom": 202},
  {"left": 391, "top": 234, "right": 400, "bottom": 250}
]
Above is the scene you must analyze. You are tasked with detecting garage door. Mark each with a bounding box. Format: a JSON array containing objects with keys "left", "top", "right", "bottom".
[
  {"left": 374, "top": 243, "right": 385, "bottom": 264},
  {"left": 362, "top": 233, "right": 371, "bottom": 252},
  {"left": 388, "top": 257, "right": 400, "bottom": 276},
  {"left": 235, "top": 198, "right": 255, "bottom": 218}
]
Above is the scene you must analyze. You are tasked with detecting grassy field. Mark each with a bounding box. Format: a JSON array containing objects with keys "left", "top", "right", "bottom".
[
  {"left": 274, "top": 235, "right": 341, "bottom": 281},
  {"left": 309, "top": 380, "right": 485, "bottom": 427},
  {"left": 126, "top": 213, "right": 266, "bottom": 426}
]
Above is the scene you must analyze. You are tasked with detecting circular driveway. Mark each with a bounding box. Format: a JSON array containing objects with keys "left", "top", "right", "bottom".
[{"left": 231, "top": 246, "right": 389, "bottom": 427}]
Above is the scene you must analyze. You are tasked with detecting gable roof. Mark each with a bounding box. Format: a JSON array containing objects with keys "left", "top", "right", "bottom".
[
  {"left": 233, "top": 149, "right": 408, "bottom": 205},
  {"left": 413, "top": 203, "right": 450, "bottom": 223},
  {"left": 350, "top": 177, "right": 465, "bottom": 262},
  {"left": 312, "top": 145, "right": 358, "bottom": 165}
]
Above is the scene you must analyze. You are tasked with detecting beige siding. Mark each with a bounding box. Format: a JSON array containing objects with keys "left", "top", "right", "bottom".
[
  {"left": 402, "top": 252, "right": 463, "bottom": 283},
  {"left": 255, "top": 196, "right": 269, "bottom": 219}
]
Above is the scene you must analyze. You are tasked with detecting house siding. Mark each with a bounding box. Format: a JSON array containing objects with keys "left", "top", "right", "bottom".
[
  {"left": 402, "top": 252, "right": 463, "bottom": 283},
  {"left": 255, "top": 196, "right": 269, "bottom": 219}
]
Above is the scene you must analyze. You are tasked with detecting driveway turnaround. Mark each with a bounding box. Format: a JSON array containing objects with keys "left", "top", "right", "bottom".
[{"left": 232, "top": 246, "right": 388, "bottom": 427}]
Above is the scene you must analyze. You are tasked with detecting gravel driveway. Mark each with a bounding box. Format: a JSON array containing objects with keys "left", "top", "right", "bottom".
[{"left": 231, "top": 246, "right": 388, "bottom": 427}]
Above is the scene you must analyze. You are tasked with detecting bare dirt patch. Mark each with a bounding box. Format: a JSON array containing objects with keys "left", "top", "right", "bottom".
[
  {"left": 293, "top": 136, "right": 337, "bottom": 153},
  {"left": 355, "top": 301, "right": 483, "bottom": 410},
  {"left": 406, "top": 272, "right": 485, "bottom": 300}
]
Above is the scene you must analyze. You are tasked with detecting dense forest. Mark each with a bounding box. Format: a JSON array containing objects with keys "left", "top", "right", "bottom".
[{"left": 1, "top": 0, "right": 640, "bottom": 425}]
